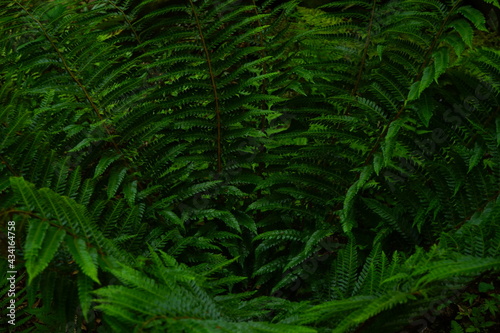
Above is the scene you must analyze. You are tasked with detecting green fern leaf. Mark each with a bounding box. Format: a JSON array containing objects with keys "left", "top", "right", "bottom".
[
  {"left": 407, "top": 81, "right": 420, "bottom": 102},
  {"left": 24, "top": 220, "right": 50, "bottom": 266},
  {"left": 382, "top": 119, "right": 403, "bottom": 166},
  {"left": 26, "top": 225, "right": 66, "bottom": 284},
  {"left": 10, "top": 176, "right": 48, "bottom": 215},
  {"left": 300, "top": 296, "right": 375, "bottom": 325},
  {"left": 413, "top": 92, "right": 435, "bottom": 127},
  {"left": 123, "top": 180, "right": 137, "bottom": 206},
  {"left": 94, "top": 153, "right": 121, "bottom": 179},
  {"left": 443, "top": 34, "right": 466, "bottom": 57},
  {"left": 458, "top": 6, "right": 488, "bottom": 32},
  {"left": 416, "top": 256, "right": 500, "bottom": 288},
  {"left": 448, "top": 19, "right": 474, "bottom": 47},
  {"left": 340, "top": 165, "right": 373, "bottom": 232},
  {"left": 467, "top": 143, "right": 483, "bottom": 173},
  {"left": 432, "top": 47, "right": 449, "bottom": 83},
  {"left": 77, "top": 273, "right": 94, "bottom": 321},
  {"left": 483, "top": 0, "right": 500, "bottom": 9},
  {"left": 332, "top": 291, "right": 415, "bottom": 333},
  {"left": 65, "top": 235, "right": 100, "bottom": 283},
  {"left": 283, "top": 229, "right": 333, "bottom": 272},
  {"left": 107, "top": 166, "right": 127, "bottom": 199}
]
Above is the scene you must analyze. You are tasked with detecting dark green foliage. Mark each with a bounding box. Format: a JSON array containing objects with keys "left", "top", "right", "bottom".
[{"left": 1, "top": 0, "right": 499, "bottom": 331}]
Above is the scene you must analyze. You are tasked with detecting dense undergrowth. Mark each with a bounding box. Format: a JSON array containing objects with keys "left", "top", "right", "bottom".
[{"left": 1, "top": 0, "right": 500, "bottom": 332}]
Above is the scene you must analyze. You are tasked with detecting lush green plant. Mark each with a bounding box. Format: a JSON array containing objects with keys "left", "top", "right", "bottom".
[
  {"left": 1, "top": 0, "right": 499, "bottom": 332},
  {"left": 449, "top": 278, "right": 500, "bottom": 332}
]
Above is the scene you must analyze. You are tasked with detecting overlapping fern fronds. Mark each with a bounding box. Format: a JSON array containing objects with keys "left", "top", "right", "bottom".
[{"left": 1, "top": 0, "right": 499, "bottom": 331}]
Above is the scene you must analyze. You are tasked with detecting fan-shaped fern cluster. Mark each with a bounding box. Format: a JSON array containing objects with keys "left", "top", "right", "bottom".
[{"left": 1, "top": 0, "right": 499, "bottom": 332}]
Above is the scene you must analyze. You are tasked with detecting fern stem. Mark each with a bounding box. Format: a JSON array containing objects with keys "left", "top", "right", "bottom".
[
  {"left": 3, "top": 210, "right": 44, "bottom": 220},
  {"left": 350, "top": 0, "right": 378, "bottom": 98},
  {"left": 188, "top": 0, "right": 223, "bottom": 173},
  {"left": 107, "top": 0, "right": 143, "bottom": 47},
  {"left": 15, "top": 1, "right": 104, "bottom": 121}
]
